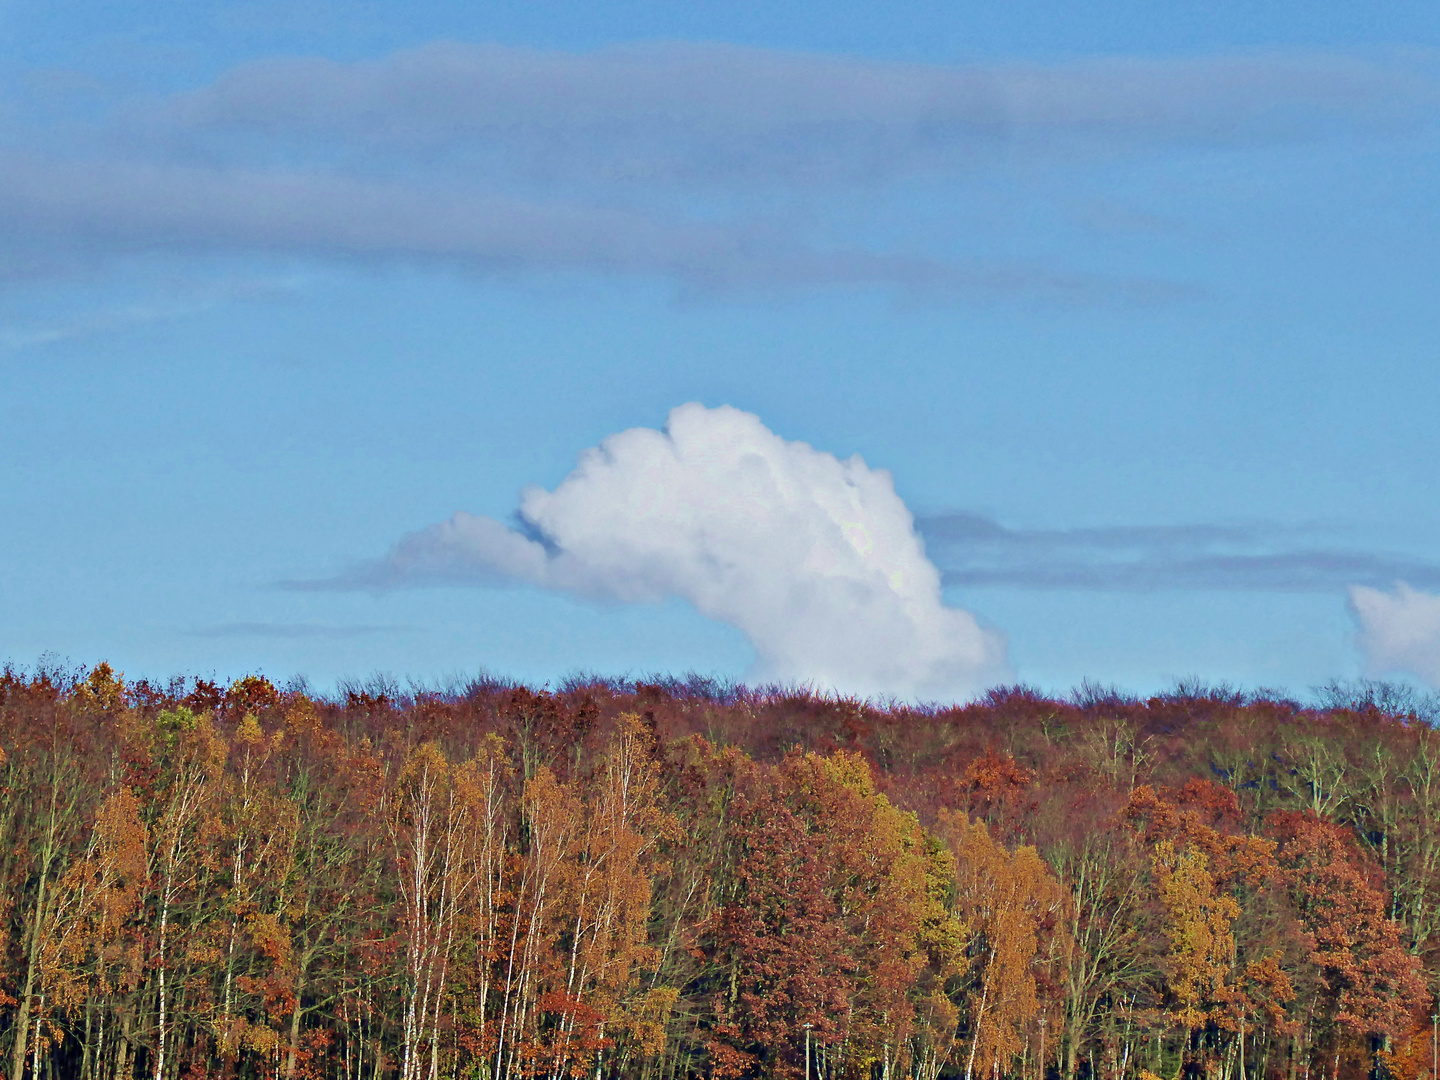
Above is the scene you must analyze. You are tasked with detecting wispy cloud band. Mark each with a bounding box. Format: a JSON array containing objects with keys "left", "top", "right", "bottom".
[
  {"left": 188, "top": 621, "right": 412, "bottom": 639},
  {"left": 0, "top": 150, "right": 1186, "bottom": 299},
  {"left": 919, "top": 513, "right": 1440, "bottom": 592},
  {"left": 160, "top": 42, "right": 1440, "bottom": 183},
  {"left": 2, "top": 41, "right": 1435, "bottom": 297}
]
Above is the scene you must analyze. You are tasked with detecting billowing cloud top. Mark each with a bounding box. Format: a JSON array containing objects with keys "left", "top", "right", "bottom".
[{"left": 329, "top": 403, "right": 1008, "bottom": 700}]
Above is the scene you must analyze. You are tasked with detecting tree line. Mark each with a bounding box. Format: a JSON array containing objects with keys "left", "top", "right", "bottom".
[{"left": 1, "top": 663, "right": 1437, "bottom": 1080}]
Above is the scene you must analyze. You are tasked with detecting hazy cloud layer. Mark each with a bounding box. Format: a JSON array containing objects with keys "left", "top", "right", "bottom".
[
  {"left": 0, "top": 152, "right": 1151, "bottom": 298},
  {"left": 189, "top": 622, "right": 410, "bottom": 639},
  {"left": 1, "top": 41, "right": 1435, "bottom": 295},
  {"left": 304, "top": 403, "right": 1008, "bottom": 700},
  {"left": 161, "top": 43, "right": 1440, "bottom": 184},
  {"left": 1350, "top": 583, "right": 1440, "bottom": 688},
  {"left": 0, "top": 276, "right": 300, "bottom": 352},
  {"left": 920, "top": 512, "right": 1440, "bottom": 592}
]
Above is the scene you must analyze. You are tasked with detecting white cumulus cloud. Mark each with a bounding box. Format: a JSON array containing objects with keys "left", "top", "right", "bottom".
[
  {"left": 1349, "top": 582, "right": 1440, "bottom": 688},
  {"left": 337, "top": 403, "right": 1007, "bottom": 700}
]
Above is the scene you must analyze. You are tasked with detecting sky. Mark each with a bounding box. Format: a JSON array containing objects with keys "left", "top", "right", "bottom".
[{"left": 2, "top": 0, "right": 1439, "bottom": 701}]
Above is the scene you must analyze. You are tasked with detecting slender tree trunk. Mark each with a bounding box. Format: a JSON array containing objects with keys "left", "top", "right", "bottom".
[
  {"left": 114, "top": 1010, "right": 132, "bottom": 1080},
  {"left": 286, "top": 956, "right": 310, "bottom": 1080},
  {"left": 10, "top": 866, "right": 51, "bottom": 1080},
  {"left": 30, "top": 999, "right": 44, "bottom": 1080},
  {"left": 966, "top": 954, "right": 993, "bottom": 1080},
  {"left": 154, "top": 888, "right": 171, "bottom": 1080},
  {"left": 83, "top": 999, "right": 95, "bottom": 1080}
]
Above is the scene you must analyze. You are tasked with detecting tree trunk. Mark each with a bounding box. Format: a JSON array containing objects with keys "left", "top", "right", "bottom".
[
  {"left": 114, "top": 1010, "right": 132, "bottom": 1080},
  {"left": 286, "top": 961, "right": 307, "bottom": 1080},
  {"left": 82, "top": 1000, "right": 95, "bottom": 1080},
  {"left": 10, "top": 866, "right": 50, "bottom": 1080}
]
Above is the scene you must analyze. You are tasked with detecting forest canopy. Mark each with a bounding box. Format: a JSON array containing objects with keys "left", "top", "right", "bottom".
[{"left": 1, "top": 664, "right": 1438, "bottom": 1080}]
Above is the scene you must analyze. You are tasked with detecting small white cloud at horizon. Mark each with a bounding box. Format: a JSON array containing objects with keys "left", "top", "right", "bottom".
[
  {"left": 1349, "top": 582, "right": 1440, "bottom": 689},
  {"left": 322, "top": 403, "right": 1008, "bottom": 701}
]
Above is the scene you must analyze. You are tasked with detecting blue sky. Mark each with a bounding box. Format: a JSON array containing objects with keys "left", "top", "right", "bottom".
[{"left": 2, "top": 0, "right": 1439, "bottom": 699}]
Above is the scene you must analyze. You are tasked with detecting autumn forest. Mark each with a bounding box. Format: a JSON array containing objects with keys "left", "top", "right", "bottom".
[{"left": 2, "top": 664, "right": 1438, "bottom": 1080}]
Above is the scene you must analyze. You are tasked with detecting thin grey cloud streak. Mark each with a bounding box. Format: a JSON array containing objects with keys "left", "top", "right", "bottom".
[
  {"left": 189, "top": 621, "right": 412, "bottom": 639},
  {"left": 0, "top": 41, "right": 1435, "bottom": 297},
  {"left": 297, "top": 508, "right": 1440, "bottom": 597},
  {"left": 0, "top": 275, "right": 302, "bottom": 352},
  {"left": 0, "top": 152, "right": 1182, "bottom": 300},
  {"left": 156, "top": 43, "right": 1440, "bottom": 185},
  {"left": 919, "top": 513, "right": 1440, "bottom": 592}
]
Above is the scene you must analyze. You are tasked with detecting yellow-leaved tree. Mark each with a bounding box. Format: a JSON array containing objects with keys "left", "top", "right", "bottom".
[{"left": 938, "top": 812, "right": 1070, "bottom": 1080}]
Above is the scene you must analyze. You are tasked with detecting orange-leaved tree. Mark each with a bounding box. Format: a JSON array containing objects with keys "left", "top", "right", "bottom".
[
  {"left": 1268, "top": 809, "right": 1426, "bottom": 1069},
  {"left": 938, "top": 812, "right": 1070, "bottom": 1080}
]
